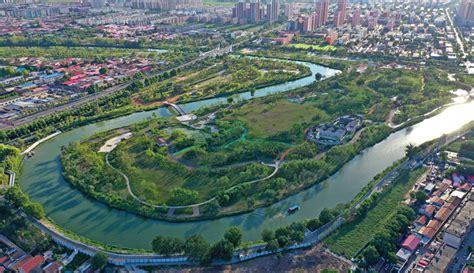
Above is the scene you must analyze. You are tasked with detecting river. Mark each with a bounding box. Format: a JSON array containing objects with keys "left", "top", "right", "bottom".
[{"left": 18, "top": 59, "right": 474, "bottom": 250}]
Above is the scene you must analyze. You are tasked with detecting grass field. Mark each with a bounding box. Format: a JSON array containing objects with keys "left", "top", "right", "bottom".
[
  {"left": 203, "top": 0, "right": 235, "bottom": 7},
  {"left": 112, "top": 132, "right": 273, "bottom": 205},
  {"left": 288, "top": 43, "right": 337, "bottom": 52},
  {"left": 226, "top": 99, "right": 329, "bottom": 139},
  {"left": 323, "top": 167, "right": 426, "bottom": 258}
]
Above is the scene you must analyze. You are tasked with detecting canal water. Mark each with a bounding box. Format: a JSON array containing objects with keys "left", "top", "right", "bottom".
[{"left": 18, "top": 59, "right": 474, "bottom": 250}]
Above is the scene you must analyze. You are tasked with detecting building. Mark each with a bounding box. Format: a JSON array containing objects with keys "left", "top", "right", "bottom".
[
  {"left": 249, "top": 0, "right": 261, "bottom": 23},
  {"left": 131, "top": 0, "right": 203, "bottom": 10},
  {"left": 314, "top": 0, "right": 329, "bottom": 27},
  {"left": 368, "top": 15, "right": 378, "bottom": 30},
  {"left": 443, "top": 199, "right": 474, "bottom": 248},
  {"left": 90, "top": 0, "right": 106, "bottom": 8},
  {"left": 458, "top": 0, "right": 474, "bottom": 26},
  {"left": 266, "top": 0, "right": 279, "bottom": 22},
  {"left": 8, "top": 255, "right": 45, "bottom": 273},
  {"left": 351, "top": 9, "right": 361, "bottom": 28},
  {"left": 333, "top": 0, "right": 346, "bottom": 27},
  {"left": 284, "top": 3, "right": 294, "bottom": 19},
  {"left": 235, "top": 0, "right": 246, "bottom": 20}
]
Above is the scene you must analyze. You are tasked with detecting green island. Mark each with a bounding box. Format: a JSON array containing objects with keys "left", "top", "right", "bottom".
[
  {"left": 134, "top": 55, "right": 311, "bottom": 104},
  {"left": 59, "top": 55, "right": 464, "bottom": 221}
]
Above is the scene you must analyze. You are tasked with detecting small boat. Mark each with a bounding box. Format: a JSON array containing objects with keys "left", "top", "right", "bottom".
[{"left": 287, "top": 205, "right": 300, "bottom": 214}]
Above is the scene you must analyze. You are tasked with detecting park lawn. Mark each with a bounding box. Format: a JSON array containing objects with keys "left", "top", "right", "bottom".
[
  {"left": 227, "top": 99, "right": 329, "bottom": 139},
  {"left": 288, "top": 43, "right": 337, "bottom": 52},
  {"left": 113, "top": 139, "right": 272, "bottom": 205},
  {"left": 323, "top": 167, "right": 426, "bottom": 258}
]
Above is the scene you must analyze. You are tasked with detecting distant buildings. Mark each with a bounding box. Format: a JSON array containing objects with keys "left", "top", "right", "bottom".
[
  {"left": 314, "top": 0, "right": 329, "bottom": 28},
  {"left": 351, "top": 9, "right": 361, "bottom": 27},
  {"left": 232, "top": 0, "right": 280, "bottom": 24},
  {"left": 333, "top": 0, "right": 347, "bottom": 28},
  {"left": 90, "top": 0, "right": 106, "bottom": 8},
  {"left": 284, "top": 3, "right": 294, "bottom": 19},
  {"left": 130, "top": 0, "right": 203, "bottom": 10},
  {"left": 457, "top": 0, "right": 474, "bottom": 26}
]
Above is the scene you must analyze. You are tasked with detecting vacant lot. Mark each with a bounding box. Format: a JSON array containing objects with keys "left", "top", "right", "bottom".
[
  {"left": 228, "top": 99, "right": 329, "bottom": 139},
  {"left": 323, "top": 168, "right": 425, "bottom": 258}
]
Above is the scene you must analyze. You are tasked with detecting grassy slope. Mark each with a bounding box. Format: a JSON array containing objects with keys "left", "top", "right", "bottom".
[
  {"left": 323, "top": 167, "right": 425, "bottom": 258},
  {"left": 228, "top": 100, "right": 329, "bottom": 139}
]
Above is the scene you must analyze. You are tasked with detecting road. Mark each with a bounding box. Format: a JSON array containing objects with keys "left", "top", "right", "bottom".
[
  {"left": 446, "top": 8, "right": 469, "bottom": 67},
  {"left": 0, "top": 83, "right": 129, "bottom": 130}
]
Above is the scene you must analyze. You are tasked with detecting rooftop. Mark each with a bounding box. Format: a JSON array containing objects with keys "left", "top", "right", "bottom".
[{"left": 445, "top": 200, "right": 474, "bottom": 237}]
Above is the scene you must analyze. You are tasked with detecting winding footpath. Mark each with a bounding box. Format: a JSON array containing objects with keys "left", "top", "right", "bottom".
[{"left": 105, "top": 152, "right": 281, "bottom": 211}]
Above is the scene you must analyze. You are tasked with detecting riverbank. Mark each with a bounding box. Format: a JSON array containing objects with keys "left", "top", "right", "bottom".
[
  {"left": 16, "top": 55, "right": 474, "bottom": 251},
  {"left": 14, "top": 115, "right": 472, "bottom": 270}
]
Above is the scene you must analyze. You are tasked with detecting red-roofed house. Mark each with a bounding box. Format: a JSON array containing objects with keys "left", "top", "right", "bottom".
[
  {"left": 401, "top": 235, "right": 421, "bottom": 251},
  {"left": 415, "top": 215, "right": 428, "bottom": 227},
  {"left": 434, "top": 206, "right": 453, "bottom": 222},
  {"left": 10, "top": 255, "right": 44, "bottom": 273},
  {"left": 430, "top": 196, "right": 445, "bottom": 208},
  {"left": 419, "top": 204, "right": 437, "bottom": 218}
]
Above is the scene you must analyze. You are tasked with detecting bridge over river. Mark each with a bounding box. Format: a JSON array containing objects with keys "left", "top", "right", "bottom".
[{"left": 17, "top": 57, "right": 474, "bottom": 254}]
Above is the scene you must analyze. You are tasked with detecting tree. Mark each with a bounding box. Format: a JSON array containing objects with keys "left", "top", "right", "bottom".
[
  {"left": 227, "top": 97, "right": 234, "bottom": 104},
  {"left": 99, "top": 67, "right": 108, "bottom": 74},
  {"left": 261, "top": 229, "right": 274, "bottom": 243},
  {"left": 24, "top": 202, "right": 45, "bottom": 219},
  {"left": 362, "top": 245, "right": 380, "bottom": 266},
  {"left": 315, "top": 72, "right": 323, "bottom": 81},
  {"left": 5, "top": 187, "right": 29, "bottom": 208},
  {"left": 183, "top": 235, "right": 210, "bottom": 264},
  {"left": 168, "top": 188, "right": 198, "bottom": 206},
  {"left": 405, "top": 143, "right": 417, "bottom": 159},
  {"left": 319, "top": 208, "right": 335, "bottom": 224},
  {"left": 411, "top": 191, "right": 428, "bottom": 205},
  {"left": 266, "top": 239, "right": 279, "bottom": 252},
  {"left": 91, "top": 252, "right": 109, "bottom": 270},
  {"left": 306, "top": 218, "right": 322, "bottom": 231},
  {"left": 224, "top": 227, "right": 242, "bottom": 248},
  {"left": 151, "top": 236, "right": 184, "bottom": 255},
  {"left": 210, "top": 239, "right": 234, "bottom": 261}
]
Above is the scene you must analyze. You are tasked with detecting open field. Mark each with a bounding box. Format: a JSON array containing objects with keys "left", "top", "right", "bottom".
[
  {"left": 288, "top": 43, "right": 337, "bottom": 52},
  {"left": 323, "top": 168, "right": 426, "bottom": 258},
  {"left": 226, "top": 99, "right": 329, "bottom": 139}
]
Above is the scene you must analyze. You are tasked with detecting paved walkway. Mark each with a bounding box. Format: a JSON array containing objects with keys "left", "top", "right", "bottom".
[
  {"left": 5, "top": 170, "right": 15, "bottom": 187},
  {"left": 21, "top": 131, "right": 61, "bottom": 155}
]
